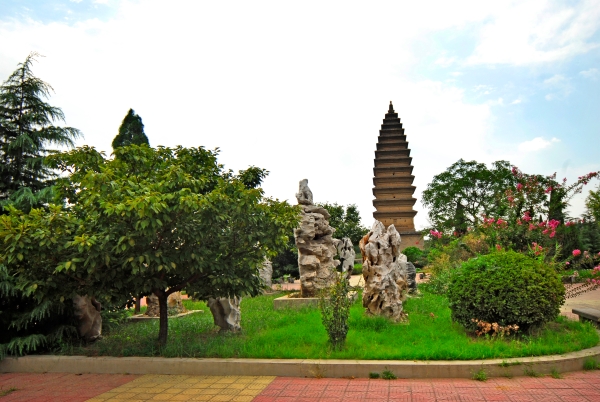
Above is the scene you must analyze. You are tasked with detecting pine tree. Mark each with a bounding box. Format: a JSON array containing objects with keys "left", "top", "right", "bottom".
[
  {"left": 111, "top": 108, "right": 149, "bottom": 150},
  {"left": 0, "top": 52, "right": 81, "bottom": 211}
]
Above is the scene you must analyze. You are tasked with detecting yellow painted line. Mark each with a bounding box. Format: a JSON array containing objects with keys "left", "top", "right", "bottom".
[{"left": 86, "top": 375, "right": 275, "bottom": 402}]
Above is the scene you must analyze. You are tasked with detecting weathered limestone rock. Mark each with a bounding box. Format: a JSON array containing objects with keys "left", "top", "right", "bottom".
[
  {"left": 145, "top": 292, "right": 186, "bottom": 317},
  {"left": 294, "top": 179, "right": 338, "bottom": 297},
  {"left": 73, "top": 295, "right": 102, "bottom": 342},
  {"left": 361, "top": 220, "right": 408, "bottom": 322},
  {"left": 405, "top": 261, "right": 418, "bottom": 294},
  {"left": 208, "top": 297, "right": 241, "bottom": 332},
  {"left": 335, "top": 237, "right": 356, "bottom": 281},
  {"left": 259, "top": 259, "right": 273, "bottom": 288},
  {"left": 295, "top": 178, "right": 313, "bottom": 205}
]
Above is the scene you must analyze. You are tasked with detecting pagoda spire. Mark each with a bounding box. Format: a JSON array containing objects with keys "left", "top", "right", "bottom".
[{"left": 371, "top": 101, "right": 422, "bottom": 250}]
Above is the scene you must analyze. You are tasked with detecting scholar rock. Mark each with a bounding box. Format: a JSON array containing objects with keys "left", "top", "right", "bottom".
[
  {"left": 294, "top": 179, "right": 338, "bottom": 297},
  {"left": 259, "top": 259, "right": 273, "bottom": 288},
  {"left": 145, "top": 292, "right": 186, "bottom": 317},
  {"left": 360, "top": 220, "right": 408, "bottom": 322},
  {"left": 73, "top": 295, "right": 102, "bottom": 342},
  {"left": 295, "top": 178, "right": 313, "bottom": 205},
  {"left": 208, "top": 297, "right": 241, "bottom": 332},
  {"left": 405, "top": 261, "right": 418, "bottom": 294},
  {"left": 335, "top": 237, "right": 356, "bottom": 281}
]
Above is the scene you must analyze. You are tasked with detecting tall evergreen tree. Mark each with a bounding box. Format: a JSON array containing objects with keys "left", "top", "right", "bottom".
[
  {"left": 0, "top": 52, "right": 81, "bottom": 211},
  {"left": 111, "top": 109, "right": 149, "bottom": 150}
]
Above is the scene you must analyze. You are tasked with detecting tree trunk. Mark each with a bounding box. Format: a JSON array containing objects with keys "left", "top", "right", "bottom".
[
  {"left": 134, "top": 298, "right": 141, "bottom": 314},
  {"left": 156, "top": 291, "right": 169, "bottom": 346}
]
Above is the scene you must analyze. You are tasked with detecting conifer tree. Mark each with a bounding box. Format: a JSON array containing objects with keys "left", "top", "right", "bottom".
[
  {"left": 111, "top": 109, "right": 149, "bottom": 150},
  {"left": 0, "top": 52, "right": 81, "bottom": 211}
]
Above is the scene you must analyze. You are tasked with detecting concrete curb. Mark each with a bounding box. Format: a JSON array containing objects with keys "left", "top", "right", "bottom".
[{"left": 2, "top": 345, "right": 599, "bottom": 379}]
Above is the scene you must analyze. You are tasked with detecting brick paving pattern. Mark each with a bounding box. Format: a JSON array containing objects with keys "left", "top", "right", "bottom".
[
  {"left": 0, "top": 371, "right": 599, "bottom": 401},
  {"left": 0, "top": 372, "right": 138, "bottom": 402}
]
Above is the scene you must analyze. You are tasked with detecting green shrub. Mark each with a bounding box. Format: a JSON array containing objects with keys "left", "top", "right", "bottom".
[
  {"left": 319, "top": 272, "right": 353, "bottom": 350},
  {"left": 447, "top": 251, "right": 565, "bottom": 332},
  {"left": 403, "top": 247, "right": 423, "bottom": 263},
  {"left": 352, "top": 263, "right": 363, "bottom": 275}
]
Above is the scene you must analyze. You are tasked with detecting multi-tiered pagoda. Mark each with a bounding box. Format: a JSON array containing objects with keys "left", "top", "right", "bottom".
[{"left": 372, "top": 102, "right": 423, "bottom": 250}]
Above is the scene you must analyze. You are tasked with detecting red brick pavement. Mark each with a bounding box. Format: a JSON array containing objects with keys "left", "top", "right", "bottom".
[
  {"left": 0, "top": 370, "right": 599, "bottom": 401},
  {"left": 0, "top": 372, "right": 138, "bottom": 402},
  {"left": 253, "top": 371, "right": 600, "bottom": 402}
]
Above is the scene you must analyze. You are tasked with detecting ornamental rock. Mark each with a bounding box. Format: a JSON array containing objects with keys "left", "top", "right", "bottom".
[
  {"left": 360, "top": 220, "right": 408, "bottom": 321},
  {"left": 294, "top": 179, "right": 338, "bottom": 297}
]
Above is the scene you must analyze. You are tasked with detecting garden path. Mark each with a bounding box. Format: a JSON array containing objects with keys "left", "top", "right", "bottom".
[
  {"left": 560, "top": 286, "right": 600, "bottom": 320},
  {"left": 1, "top": 371, "right": 600, "bottom": 401}
]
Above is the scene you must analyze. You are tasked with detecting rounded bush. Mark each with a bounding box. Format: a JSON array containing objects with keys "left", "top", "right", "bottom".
[{"left": 447, "top": 251, "right": 565, "bottom": 331}]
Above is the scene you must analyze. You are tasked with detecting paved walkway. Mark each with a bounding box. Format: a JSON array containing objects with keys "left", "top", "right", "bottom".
[{"left": 1, "top": 371, "right": 600, "bottom": 401}]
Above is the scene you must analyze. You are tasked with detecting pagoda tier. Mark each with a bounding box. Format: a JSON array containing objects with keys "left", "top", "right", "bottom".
[{"left": 372, "top": 102, "right": 422, "bottom": 249}]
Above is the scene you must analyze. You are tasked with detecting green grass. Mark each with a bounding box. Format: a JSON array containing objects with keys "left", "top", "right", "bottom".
[
  {"left": 472, "top": 368, "right": 488, "bottom": 381},
  {"left": 67, "top": 289, "right": 599, "bottom": 360},
  {"left": 0, "top": 387, "right": 17, "bottom": 397}
]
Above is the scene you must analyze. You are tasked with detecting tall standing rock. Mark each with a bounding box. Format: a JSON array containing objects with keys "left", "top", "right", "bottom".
[
  {"left": 360, "top": 220, "right": 408, "bottom": 321},
  {"left": 335, "top": 237, "right": 356, "bottom": 281},
  {"left": 208, "top": 297, "right": 242, "bottom": 332},
  {"left": 294, "top": 179, "right": 338, "bottom": 297},
  {"left": 73, "top": 295, "right": 102, "bottom": 342},
  {"left": 259, "top": 259, "right": 273, "bottom": 288}
]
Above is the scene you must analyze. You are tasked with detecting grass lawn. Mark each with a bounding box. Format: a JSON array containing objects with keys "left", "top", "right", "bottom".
[{"left": 66, "top": 288, "right": 599, "bottom": 360}]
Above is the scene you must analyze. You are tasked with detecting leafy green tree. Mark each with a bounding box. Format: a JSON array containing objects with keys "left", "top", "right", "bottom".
[
  {"left": 111, "top": 109, "right": 149, "bottom": 150},
  {"left": 585, "top": 185, "right": 600, "bottom": 222},
  {"left": 1, "top": 145, "right": 299, "bottom": 348},
  {"left": 318, "top": 203, "right": 368, "bottom": 245},
  {"left": 422, "top": 160, "right": 516, "bottom": 232},
  {"left": 0, "top": 52, "right": 81, "bottom": 212}
]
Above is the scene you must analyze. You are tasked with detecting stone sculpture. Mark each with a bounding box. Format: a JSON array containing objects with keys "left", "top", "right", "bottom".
[
  {"left": 405, "top": 261, "right": 418, "bottom": 294},
  {"left": 73, "top": 295, "right": 102, "bottom": 342},
  {"left": 295, "top": 178, "right": 313, "bottom": 205},
  {"left": 145, "top": 292, "right": 186, "bottom": 317},
  {"left": 294, "top": 179, "right": 339, "bottom": 297},
  {"left": 361, "top": 220, "right": 408, "bottom": 322},
  {"left": 259, "top": 259, "right": 273, "bottom": 288},
  {"left": 208, "top": 297, "right": 242, "bottom": 332},
  {"left": 335, "top": 237, "right": 356, "bottom": 281}
]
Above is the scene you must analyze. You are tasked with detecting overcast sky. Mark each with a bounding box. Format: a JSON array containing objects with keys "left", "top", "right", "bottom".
[{"left": 1, "top": 0, "right": 599, "bottom": 230}]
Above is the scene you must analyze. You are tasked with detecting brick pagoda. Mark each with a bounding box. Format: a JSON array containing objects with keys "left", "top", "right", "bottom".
[{"left": 372, "top": 101, "right": 423, "bottom": 250}]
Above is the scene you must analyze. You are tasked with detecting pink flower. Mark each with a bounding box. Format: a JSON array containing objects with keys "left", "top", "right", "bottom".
[
  {"left": 565, "top": 221, "right": 575, "bottom": 227},
  {"left": 516, "top": 183, "right": 523, "bottom": 191},
  {"left": 545, "top": 186, "right": 553, "bottom": 194},
  {"left": 522, "top": 212, "right": 532, "bottom": 222},
  {"left": 496, "top": 244, "right": 501, "bottom": 251},
  {"left": 430, "top": 230, "right": 442, "bottom": 239},
  {"left": 572, "top": 249, "right": 582, "bottom": 257},
  {"left": 566, "top": 262, "right": 570, "bottom": 265}
]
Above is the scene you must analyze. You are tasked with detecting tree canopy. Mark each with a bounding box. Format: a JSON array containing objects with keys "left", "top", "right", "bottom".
[
  {"left": 111, "top": 109, "right": 149, "bottom": 150},
  {"left": 1, "top": 145, "right": 299, "bottom": 347},
  {"left": 421, "top": 159, "right": 515, "bottom": 232},
  {"left": 0, "top": 52, "right": 81, "bottom": 212},
  {"left": 318, "top": 203, "right": 368, "bottom": 245}
]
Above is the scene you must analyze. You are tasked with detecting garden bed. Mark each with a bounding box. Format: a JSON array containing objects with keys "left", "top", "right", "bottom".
[{"left": 64, "top": 289, "right": 599, "bottom": 361}]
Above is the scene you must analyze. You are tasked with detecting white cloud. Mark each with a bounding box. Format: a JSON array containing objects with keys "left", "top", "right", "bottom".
[
  {"left": 511, "top": 98, "right": 522, "bottom": 105},
  {"left": 543, "top": 74, "right": 573, "bottom": 100},
  {"left": 518, "top": 137, "right": 560, "bottom": 152},
  {"left": 467, "top": 0, "right": 600, "bottom": 65},
  {"left": 0, "top": 0, "right": 595, "bottom": 228},
  {"left": 449, "top": 71, "right": 463, "bottom": 77},
  {"left": 580, "top": 68, "right": 599, "bottom": 80},
  {"left": 434, "top": 56, "right": 457, "bottom": 67}
]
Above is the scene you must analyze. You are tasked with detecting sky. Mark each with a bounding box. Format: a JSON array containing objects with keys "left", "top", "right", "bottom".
[{"left": 1, "top": 0, "right": 599, "bottom": 230}]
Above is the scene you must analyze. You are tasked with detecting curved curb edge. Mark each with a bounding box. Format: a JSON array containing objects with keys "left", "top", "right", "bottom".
[{"left": 1, "top": 345, "right": 600, "bottom": 379}]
